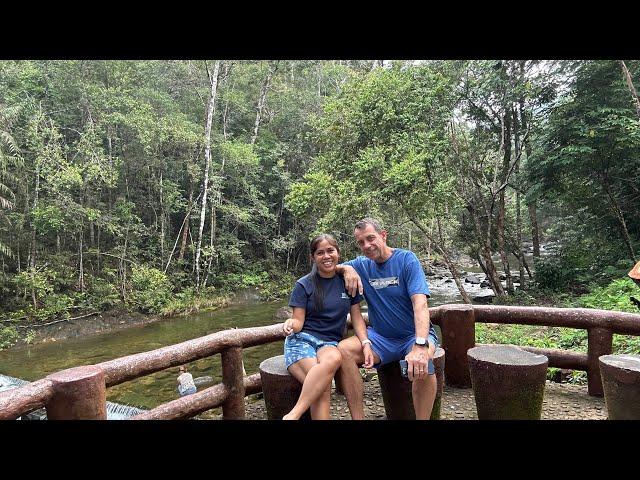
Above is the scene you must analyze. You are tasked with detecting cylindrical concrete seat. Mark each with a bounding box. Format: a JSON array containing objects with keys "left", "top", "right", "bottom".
[
  {"left": 468, "top": 345, "right": 548, "bottom": 420},
  {"left": 599, "top": 354, "right": 640, "bottom": 420},
  {"left": 377, "top": 347, "right": 445, "bottom": 420},
  {"left": 259, "top": 355, "right": 310, "bottom": 420}
]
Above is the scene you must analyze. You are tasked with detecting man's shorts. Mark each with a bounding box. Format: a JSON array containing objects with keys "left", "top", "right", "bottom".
[
  {"left": 284, "top": 331, "right": 339, "bottom": 369},
  {"left": 367, "top": 327, "right": 439, "bottom": 368}
]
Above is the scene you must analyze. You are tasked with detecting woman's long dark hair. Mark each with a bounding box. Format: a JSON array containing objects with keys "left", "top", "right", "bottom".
[{"left": 307, "top": 234, "right": 340, "bottom": 312}]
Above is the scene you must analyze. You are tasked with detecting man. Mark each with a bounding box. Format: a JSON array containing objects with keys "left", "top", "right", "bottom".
[{"left": 336, "top": 218, "right": 438, "bottom": 420}]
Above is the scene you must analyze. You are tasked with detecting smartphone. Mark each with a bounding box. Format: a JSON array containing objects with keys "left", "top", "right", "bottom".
[{"left": 399, "top": 359, "right": 435, "bottom": 378}]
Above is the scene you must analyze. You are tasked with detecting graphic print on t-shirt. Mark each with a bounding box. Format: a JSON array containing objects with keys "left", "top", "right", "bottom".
[{"left": 369, "top": 276, "right": 399, "bottom": 289}]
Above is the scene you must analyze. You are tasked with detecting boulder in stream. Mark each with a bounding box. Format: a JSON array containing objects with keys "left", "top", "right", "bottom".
[
  {"left": 472, "top": 294, "right": 495, "bottom": 304},
  {"left": 275, "top": 306, "right": 293, "bottom": 320}
]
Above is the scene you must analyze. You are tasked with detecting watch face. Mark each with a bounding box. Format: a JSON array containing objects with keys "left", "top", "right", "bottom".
[{"left": 415, "top": 337, "right": 427, "bottom": 346}]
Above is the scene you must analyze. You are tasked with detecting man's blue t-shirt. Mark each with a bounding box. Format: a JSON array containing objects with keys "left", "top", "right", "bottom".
[
  {"left": 345, "top": 249, "right": 436, "bottom": 340},
  {"left": 289, "top": 274, "right": 362, "bottom": 342}
]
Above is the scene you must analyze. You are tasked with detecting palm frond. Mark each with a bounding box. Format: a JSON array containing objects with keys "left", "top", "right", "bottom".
[
  {"left": 0, "top": 195, "right": 13, "bottom": 210},
  {"left": 0, "top": 131, "right": 19, "bottom": 156},
  {"left": 0, "top": 239, "right": 13, "bottom": 258}
]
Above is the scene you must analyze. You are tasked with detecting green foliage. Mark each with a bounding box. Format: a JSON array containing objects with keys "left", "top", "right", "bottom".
[
  {"left": 160, "top": 287, "right": 230, "bottom": 317},
  {"left": 257, "top": 270, "right": 297, "bottom": 301},
  {"left": 1, "top": 59, "right": 639, "bottom": 341},
  {"left": 578, "top": 278, "right": 640, "bottom": 313},
  {"left": 533, "top": 221, "right": 635, "bottom": 292},
  {"left": 129, "top": 265, "right": 173, "bottom": 314},
  {"left": 24, "top": 329, "right": 36, "bottom": 344},
  {"left": 287, "top": 64, "right": 458, "bottom": 237},
  {"left": 13, "top": 268, "right": 55, "bottom": 301},
  {"left": 86, "top": 276, "right": 121, "bottom": 310},
  {"left": 530, "top": 61, "right": 640, "bottom": 263},
  {"left": 0, "top": 326, "right": 19, "bottom": 350}
]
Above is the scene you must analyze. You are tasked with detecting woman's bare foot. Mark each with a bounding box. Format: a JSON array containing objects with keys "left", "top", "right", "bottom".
[{"left": 282, "top": 411, "right": 299, "bottom": 420}]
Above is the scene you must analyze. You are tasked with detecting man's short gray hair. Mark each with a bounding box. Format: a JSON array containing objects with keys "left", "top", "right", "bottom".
[{"left": 355, "top": 218, "right": 384, "bottom": 233}]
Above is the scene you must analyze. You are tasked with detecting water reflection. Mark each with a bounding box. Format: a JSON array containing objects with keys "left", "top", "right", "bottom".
[{"left": 0, "top": 290, "right": 453, "bottom": 412}]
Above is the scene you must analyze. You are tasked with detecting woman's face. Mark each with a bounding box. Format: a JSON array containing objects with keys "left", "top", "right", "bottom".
[{"left": 312, "top": 239, "right": 340, "bottom": 277}]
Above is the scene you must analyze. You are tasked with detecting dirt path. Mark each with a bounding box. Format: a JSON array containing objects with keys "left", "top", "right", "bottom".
[{"left": 235, "top": 379, "right": 606, "bottom": 420}]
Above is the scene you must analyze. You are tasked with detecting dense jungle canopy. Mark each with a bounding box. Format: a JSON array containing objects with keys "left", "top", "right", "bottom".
[{"left": 0, "top": 60, "right": 639, "bottom": 344}]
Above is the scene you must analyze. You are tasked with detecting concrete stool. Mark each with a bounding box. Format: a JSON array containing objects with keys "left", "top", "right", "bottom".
[
  {"left": 599, "top": 354, "right": 640, "bottom": 420},
  {"left": 259, "top": 355, "right": 311, "bottom": 420},
  {"left": 377, "top": 347, "right": 445, "bottom": 420},
  {"left": 468, "top": 345, "right": 548, "bottom": 420}
]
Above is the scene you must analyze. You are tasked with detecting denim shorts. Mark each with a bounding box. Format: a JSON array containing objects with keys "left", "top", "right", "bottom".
[
  {"left": 284, "top": 331, "right": 339, "bottom": 369},
  {"left": 367, "top": 327, "right": 439, "bottom": 367}
]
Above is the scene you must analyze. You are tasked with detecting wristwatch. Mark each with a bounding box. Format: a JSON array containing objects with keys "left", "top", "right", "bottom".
[{"left": 415, "top": 336, "right": 429, "bottom": 348}]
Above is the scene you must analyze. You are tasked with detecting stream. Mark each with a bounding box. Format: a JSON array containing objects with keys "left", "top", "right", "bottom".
[{"left": 0, "top": 250, "right": 542, "bottom": 412}]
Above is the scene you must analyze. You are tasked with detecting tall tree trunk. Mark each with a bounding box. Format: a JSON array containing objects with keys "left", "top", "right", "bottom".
[
  {"left": 619, "top": 60, "right": 640, "bottom": 121},
  {"left": 30, "top": 160, "right": 40, "bottom": 308},
  {"left": 498, "top": 109, "right": 514, "bottom": 293},
  {"left": 406, "top": 213, "right": 471, "bottom": 303},
  {"left": 120, "top": 224, "right": 129, "bottom": 302},
  {"left": 468, "top": 205, "right": 506, "bottom": 296},
  {"left": 602, "top": 176, "right": 636, "bottom": 261},
  {"left": 517, "top": 78, "right": 542, "bottom": 259},
  {"left": 513, "top": 106, "right": 527, "bottom": 290},
  {"left": 195, "top": 60, "right": 221, "bottom": 289},
  {"left": 179, "top": 189, "right": 193, "bottom": 262},
  {"left": 203, "top": 197, "right": 217, "bottom": 289},
  {"left": 222, "top": 65, "right": 235, "bottom": 141},
  {"left": 528, "top": 202, "right": 541, "bottom": 257},
  {"left": 250, "top": 61, "right": 278, "bottom": 145},
  {"left": 78, "top": 229, "right": 85, "bottom": 293},
  {"left": 96, "top": 226, "right": 100, "bottom": 273},
  {"left": 159, "top": 170, "right": 165, "bottom": 265}
]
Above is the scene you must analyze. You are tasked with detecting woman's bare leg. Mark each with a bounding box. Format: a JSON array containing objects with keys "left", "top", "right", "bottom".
[
  {"left": 283, "top": 346, "right": 342, "bottom": 420},
  {"left": 310, "top": 385, "right": 332, "bottom": 420}
]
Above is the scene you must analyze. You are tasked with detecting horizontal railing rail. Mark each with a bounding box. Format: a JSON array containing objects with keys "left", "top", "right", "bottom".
[
  {"left": 428, "top": 304, "right": 640, "bottom": 396},
  {"left": 0, "top": 323, "right": 285, "bottom": 420},
  {"left": 2, "top": 304, "right": 640, "bottom": 420}
]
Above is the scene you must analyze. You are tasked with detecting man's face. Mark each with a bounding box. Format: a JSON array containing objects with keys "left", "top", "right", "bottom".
[{"left": 354, "top": 224, "right": 388, "bottom": 262}]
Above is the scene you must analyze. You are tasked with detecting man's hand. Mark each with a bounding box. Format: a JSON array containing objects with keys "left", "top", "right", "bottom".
[
  {"left": 405, "top": 344, "right": 432, "bottom": 381},
  {"left": 341, "top": 264, "right": 363, "bottom": 297},
  {"left": 362, "top": 344, "right": 374, "bottom": 369}
]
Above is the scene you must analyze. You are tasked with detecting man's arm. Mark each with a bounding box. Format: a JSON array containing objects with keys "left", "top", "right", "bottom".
[
  {"left": 411, "top": 293, "right": 430, "bottom": 340},
  {"left": 336, "top": 263, "right": 363, "bottom": 297},
  {"left": 349, "top": 303, "right": 374, "bottom": 368},
  {"left": 404, "top": 293, "right": 432, "bottom": 381}
]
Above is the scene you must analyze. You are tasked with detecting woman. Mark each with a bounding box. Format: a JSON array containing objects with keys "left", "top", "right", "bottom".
[{"left": 282, "top": 234, "right": 373, "bottom": 420}]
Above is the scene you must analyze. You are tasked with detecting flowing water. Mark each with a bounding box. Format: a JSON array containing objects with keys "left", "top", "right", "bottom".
[{"left": 0, "top": 283, "right": 466, "bottom": 412}]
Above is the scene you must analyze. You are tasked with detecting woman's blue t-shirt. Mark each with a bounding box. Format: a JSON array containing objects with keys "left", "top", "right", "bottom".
[{"left": 288, "top": 274, "right": 362, "bottom": 342}]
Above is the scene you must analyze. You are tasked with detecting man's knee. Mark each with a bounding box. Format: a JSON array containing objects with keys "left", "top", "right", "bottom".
[{"left": 337, "top": 338, "right": 361, "bottom": 362}]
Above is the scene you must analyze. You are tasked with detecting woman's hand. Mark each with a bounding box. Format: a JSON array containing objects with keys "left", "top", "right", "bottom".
[
  {"left": 283, "top": 318, "right": 296, "bottom": 336},
  {"left": 362, "top": 344, "right": 374, "bottom": 369}
]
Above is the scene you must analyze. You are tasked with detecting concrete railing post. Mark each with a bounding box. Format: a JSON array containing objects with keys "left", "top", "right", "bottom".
[
  {"left": 45, "top": 366, "right": 107, "bottom": 420},
  {"left": 221, "top": 347, "right": 246, "bottom": 419},
  {"left": 439, "top": 304, "right": 475, "bottom": 388},
  {"left": 587, "top": 327, "right": 613, "bottom": 397}
]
